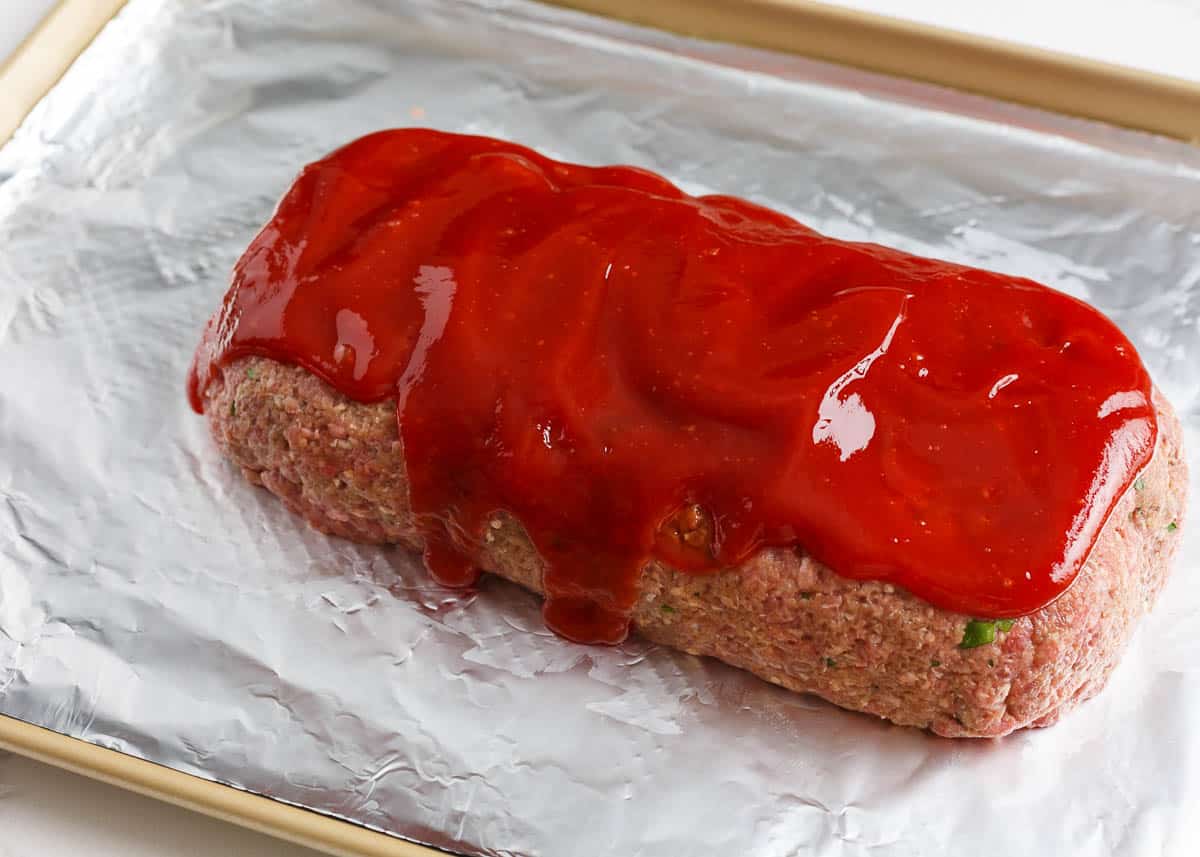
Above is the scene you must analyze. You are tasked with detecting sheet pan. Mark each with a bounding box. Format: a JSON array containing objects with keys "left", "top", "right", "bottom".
[{"left": 1, "top": 1, "right": 1198, "bottom": 854}]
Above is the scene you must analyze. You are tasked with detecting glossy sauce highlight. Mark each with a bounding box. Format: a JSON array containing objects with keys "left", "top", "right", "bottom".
[{"left": 189, "top": 130, "right": 1157, "bottom": 644}]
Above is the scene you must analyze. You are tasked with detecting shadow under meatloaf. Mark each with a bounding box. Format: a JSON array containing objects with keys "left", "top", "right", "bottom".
[{"left": 204, "top": 356, "right": 1188, "bottom": 738}]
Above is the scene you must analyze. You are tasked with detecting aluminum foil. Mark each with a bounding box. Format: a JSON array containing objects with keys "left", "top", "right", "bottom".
[{"left": 1, "top": 1, "right": 1198, "bottom": 855}]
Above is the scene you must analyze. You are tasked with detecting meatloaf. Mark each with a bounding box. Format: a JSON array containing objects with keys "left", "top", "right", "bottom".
[{"left": 200, "top": 355, "right": 1188, "bottom": 738}]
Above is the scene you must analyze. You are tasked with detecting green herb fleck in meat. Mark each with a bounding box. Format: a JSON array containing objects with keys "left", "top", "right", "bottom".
[
  {"left": 246, "top": 367, "right": 257, "bottom": 379},
  {"left": 959, "top": 619, "right": 997, "bottom": 649},
  {"left": 660, "top": 604, "right": 676, "bottom": 614},
  {"left": 959, "top": 617, "right": 1015, "bottom": 649},
  {"left": 1134, "top": 477, "right": 1146, "bottom": 491},
  {"left": 1167, "top": 521, "right": 1178, "bottom": 532},
  {"left": 799, "top": 592, "right": 813, "bottom": 600},
  {"left": 930, "top": 659, "right": 941, "bottom": 668},
  {"left": 825, "top": 657, "right": 837, "bottom": 668}
]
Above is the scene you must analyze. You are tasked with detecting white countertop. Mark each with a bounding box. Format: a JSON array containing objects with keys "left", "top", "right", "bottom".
[
  {"left": 831, "top": 0, "right": 1200, "bottom": 82},
  {"left": 0, "top": 752, "right": 313, "bottom": 857},
  {"left": 0, "top": 0, "right": 56, "bottom": 64},
  {"left": 1, "top": 2, "right": 1197, "bottom": 856}
]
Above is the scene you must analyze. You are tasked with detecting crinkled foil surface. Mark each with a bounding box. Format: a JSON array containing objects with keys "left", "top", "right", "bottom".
[{"left": 1, "top": 2, "right": 1198, "bottom": 855}]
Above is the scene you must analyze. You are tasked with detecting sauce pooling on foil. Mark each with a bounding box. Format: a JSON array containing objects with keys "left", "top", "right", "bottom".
[{"left": 188, "top": 129, "right": 1157, "bottom": 644}]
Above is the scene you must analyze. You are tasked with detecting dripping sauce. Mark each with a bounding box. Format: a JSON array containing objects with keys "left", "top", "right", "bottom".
[{"left": 188, "top": 129, "right": 1157, "bottom": 644}]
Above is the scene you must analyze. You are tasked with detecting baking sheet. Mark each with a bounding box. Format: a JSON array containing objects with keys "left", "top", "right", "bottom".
[{"left": 0, "top": 1, "right": 1197, "bottom": 855}]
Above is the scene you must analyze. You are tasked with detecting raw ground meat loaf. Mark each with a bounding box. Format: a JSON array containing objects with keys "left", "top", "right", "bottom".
[{"left": 202, "top": 355, "right": 1188, "bottom": 737}]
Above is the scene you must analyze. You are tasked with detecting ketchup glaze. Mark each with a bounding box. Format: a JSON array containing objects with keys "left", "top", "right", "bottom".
[{"left": 189, "top": 129, "right": 1157, "bottom": 644}]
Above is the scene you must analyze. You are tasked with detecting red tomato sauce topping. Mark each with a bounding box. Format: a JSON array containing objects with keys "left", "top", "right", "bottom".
[{"left": 189, "top": 130, "right": 1157, "bottom": 644}]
